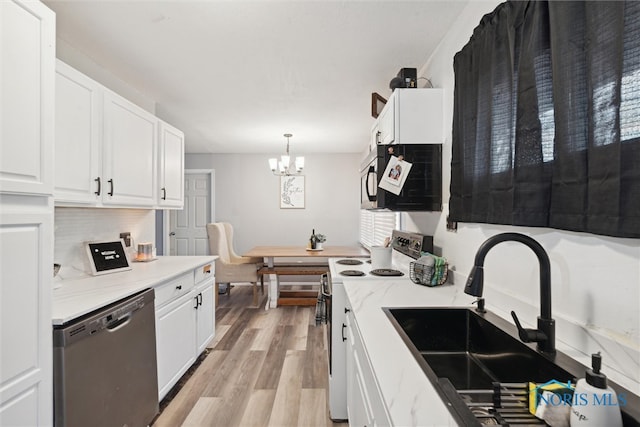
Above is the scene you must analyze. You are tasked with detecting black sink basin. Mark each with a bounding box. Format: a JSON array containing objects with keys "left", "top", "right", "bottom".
[
  {"left": 387, "top": 307, "right": 573, "bottom": 389},
  {"left": 384, "top": 307, "right": 640, "bottom": 426}
]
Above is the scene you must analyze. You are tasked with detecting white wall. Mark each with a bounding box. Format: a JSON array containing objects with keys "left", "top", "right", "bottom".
[
  {"left": 56, "top": 38, "right": 156, "bottom": 114},
  {"left": 185, "top": 153, "right": 361, "bottom": 255},
  {"left": 408, "top": 0, "right": 640, "bottom": 393}
]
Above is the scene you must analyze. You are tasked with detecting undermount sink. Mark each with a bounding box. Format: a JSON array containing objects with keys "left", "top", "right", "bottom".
[
  {"left": 384, "top": 307, "right": 640, "bottom": 426},
  {"left": 386, "top": 307, "right": 572, "bottom": 389}
]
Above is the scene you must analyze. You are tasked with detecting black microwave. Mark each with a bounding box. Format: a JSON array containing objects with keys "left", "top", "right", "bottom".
[{"left": 360, "top": 144, "right": 442, "bottom": 211}]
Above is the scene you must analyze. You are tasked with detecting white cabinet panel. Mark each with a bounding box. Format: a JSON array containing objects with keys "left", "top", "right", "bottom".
[
  {"left": 377, "top": 98, "right": 395, "bottom": 146},
  {"left": 54, "top": 62, "right": 185, "bottom": 209},
  {"left": 103, "top": 90, "right": 157, "bottom": 207},
  {"left": 1, "top": 224, "right": 40, "bottom": 381},
  {"left": 0, "top": 0, "right": 54, "bottom": 196},
  {"left": 155, "top": 293, "right": 197, "bottom": 400},
  {"left": 154, "top": 263, "right": 214, "bottom": 401},
  {"left": 375, "top": 88, "right": 444, "bottom": 145},
  {"left": 54, "top": 60, "right": 102, "bottom": 204},
  {"left": 0, "top": 207, "right": 53, "bottom": 426},
  {"left": 345, "top": 308, "right": 391, "bottom": 427},
  {"left": 195, "top": 278, "right": 215, "bottom": 354},
  {"left": 0, "top": 1, "right": 54, "bottom": 425},
  {"left": 0, "top": 386, "right": 39, "bottom": 427},
  {"left": 158, "top": 121, "right": 184, "bottom": 208}
]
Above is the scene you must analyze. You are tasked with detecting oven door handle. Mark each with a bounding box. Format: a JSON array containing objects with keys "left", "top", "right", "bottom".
[
  {"left": 366, "top": 165, "right": 377, "bottom": 202},
  {"left": 320, "top": 273, "right": 331, "bottom": 298}
]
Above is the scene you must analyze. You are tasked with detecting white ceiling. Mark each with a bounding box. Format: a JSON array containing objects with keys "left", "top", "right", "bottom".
[{"left": 44, "top": 0, "right": 468, "bottom": 154}]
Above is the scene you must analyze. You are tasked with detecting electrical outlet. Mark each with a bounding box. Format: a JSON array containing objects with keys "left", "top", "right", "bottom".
[{"left": 119, "top": 232, "right": 132, "bottom": 247}]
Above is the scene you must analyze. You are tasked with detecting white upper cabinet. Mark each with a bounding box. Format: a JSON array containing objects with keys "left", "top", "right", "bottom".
[
  {"left": 158, "top": 120, "right": 184, "bottom": 209},
  {"left": 54, "top": 60, "right": 102, "bottom": 204},
  {"left": 376, "top": 88, "right": 444, "bottom": 145},
  {"left": 102, "top": 90, "right": 157, "bottom": 207},
  {"left": 0, "top": 0, "right": 55, "bottom": 196},
  {"left": 54, "top": 60, "right": 184, "bottom": 209}
]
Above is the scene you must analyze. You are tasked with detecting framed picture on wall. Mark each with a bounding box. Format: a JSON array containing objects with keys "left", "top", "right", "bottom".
[
  {"left": 280, "top": 175, "right": 305, "bottom": 209},
  {"left": 371, "top": 92, "right": 387, "bottom": 118}
]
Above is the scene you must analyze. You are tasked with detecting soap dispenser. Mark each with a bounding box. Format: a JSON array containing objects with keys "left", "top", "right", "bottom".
[{"left": 570, "top": 352, "right": 623, "bottom": 427}]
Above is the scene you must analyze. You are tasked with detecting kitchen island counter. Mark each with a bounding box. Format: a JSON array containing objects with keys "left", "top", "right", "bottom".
[{"left": 52, "top": 256, "right": 216, "bottom": 325}]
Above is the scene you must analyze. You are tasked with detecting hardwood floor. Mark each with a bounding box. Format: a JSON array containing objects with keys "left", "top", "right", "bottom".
[{"left": 152, "top": 284, "right": 347, "bottom": 427}]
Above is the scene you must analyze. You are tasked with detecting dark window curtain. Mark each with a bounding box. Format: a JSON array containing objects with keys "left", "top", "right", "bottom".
[{"left": 450, "top": 1, "right": 640, "bottom": 238}]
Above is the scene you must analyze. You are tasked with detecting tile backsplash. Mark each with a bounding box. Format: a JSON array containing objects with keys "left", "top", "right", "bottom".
[{"left": 54, "top": 207, "right": 156, "bottom": 277}]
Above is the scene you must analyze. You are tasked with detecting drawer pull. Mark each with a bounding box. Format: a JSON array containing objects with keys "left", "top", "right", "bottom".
[{"left": 175, "top": 285, "right": 182, "bottom": 290}]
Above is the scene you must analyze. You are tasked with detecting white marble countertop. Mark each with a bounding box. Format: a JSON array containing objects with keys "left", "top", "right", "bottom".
[
  {"left": 343, "top": 278, "right": 640, "bottom": 426},
  {"left": 52, "top": 256, "right": 216, "bottom": 325},
  {"left": 344, "top": 279, "right": 468, "bottom": 426}
]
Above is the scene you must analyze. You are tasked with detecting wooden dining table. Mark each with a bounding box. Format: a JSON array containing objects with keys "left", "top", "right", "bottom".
[{"left": 243, "top": 245, "right": 370, "bottom": 308}]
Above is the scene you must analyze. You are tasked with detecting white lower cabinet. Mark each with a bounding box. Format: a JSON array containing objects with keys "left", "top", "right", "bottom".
[
  {"left": 345, "top": 307, "right": 391, "bottom": 427},
  {"left": 154, "top": 263, "right": 214, "bottom": 401},
  {"left": 195, "top": 278, "right": 215, "bottom": 354},
  {"left": 155, "top": 290, "right": 197, "bottom": 400}
]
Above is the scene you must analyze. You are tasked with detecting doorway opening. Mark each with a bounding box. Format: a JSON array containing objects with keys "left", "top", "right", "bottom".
[{"left": 157, "top": 169, "right": 215, "bottom": 256}]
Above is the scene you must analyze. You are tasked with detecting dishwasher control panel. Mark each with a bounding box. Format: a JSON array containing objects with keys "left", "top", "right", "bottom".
[{"left": 54, "top": 288, "right": 154, "bottom": 347}]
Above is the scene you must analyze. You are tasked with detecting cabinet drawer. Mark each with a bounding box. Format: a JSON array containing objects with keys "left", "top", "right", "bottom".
[
  {"left": 154, "top": 272, "right": 194, "bottom": 307},
  {"left": 194, "top": 263, "right": 213, "bottom": 285}
]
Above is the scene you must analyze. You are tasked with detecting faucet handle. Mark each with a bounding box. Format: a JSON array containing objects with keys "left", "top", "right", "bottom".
[
  {"left": 471, "top": 297, "right": 486, "bottom": 313},
  {"left": 511, "top": 311, "right": 547, "bottom": 343}
]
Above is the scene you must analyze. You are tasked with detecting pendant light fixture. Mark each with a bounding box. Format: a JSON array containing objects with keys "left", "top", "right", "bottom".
[{"left": 268, "top": 133, "right": 304, "bottom": 176}]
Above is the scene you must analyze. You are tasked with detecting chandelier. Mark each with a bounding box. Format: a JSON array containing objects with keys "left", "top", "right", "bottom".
[{"left": 268, "top": 133, "right": 304, "bottom": 176}]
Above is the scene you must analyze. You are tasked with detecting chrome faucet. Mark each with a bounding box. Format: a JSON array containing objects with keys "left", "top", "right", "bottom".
[{"left": 464, "top": 232, "right": 556, "bottom": 355}]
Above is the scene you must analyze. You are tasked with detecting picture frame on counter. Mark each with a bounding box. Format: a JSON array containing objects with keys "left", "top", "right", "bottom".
[
  {"left": 85, "top": 239, "right": 132, "bottom": 275},
  {"left": 280, "top": 175, "right": 305, "bottom": 209}
]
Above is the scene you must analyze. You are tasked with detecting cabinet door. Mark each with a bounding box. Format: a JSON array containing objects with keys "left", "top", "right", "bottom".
[
  {"left": 395, "top": 89, "right": 444, "bottom": 144},
  {"left": 0, "top": 0, "right": 55, "bottom": 196},
  {"left": 155, "top": 294, "right": 197, "bottom": 400},
  {"left": 345, "top": 311, "right": 374, "bottom": 427},
  {"left": 54, "top": 60, "right": 102, "bottom": 204},
  {"left": 103, "top": 90, "right": 157, "bottom": 207},
  {"left": 195, "top": 279, "right": 215, "bottom": 355},
  {"left": 376, "top": 96, "right": 395, "bottom": 145},
  {"left": 158, "top": 121, "right": 184, "bottom": 208},
  {"left": 0, "top": 207, "right": 53, "bottom": 426}
]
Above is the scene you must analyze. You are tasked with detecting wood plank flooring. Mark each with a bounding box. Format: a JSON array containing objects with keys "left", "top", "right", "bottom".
[{"left": 152, "top": 284, "right": 347, "bottom": 427}]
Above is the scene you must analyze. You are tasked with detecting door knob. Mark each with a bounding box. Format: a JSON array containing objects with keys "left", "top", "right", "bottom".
[{"left": 169, "top": 232, "right": 176, "bottom": 236}]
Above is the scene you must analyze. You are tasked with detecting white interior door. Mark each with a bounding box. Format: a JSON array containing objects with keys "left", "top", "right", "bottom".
[{"left": 169, "top": 171, "right": 213, "bottom": 255}]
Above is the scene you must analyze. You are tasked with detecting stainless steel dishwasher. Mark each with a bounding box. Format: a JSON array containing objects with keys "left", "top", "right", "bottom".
[{"left": 53, "top": 288, "right": 158, "bottom": 427}]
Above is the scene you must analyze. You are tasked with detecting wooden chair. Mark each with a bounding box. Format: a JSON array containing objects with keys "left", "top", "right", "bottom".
[{"left": 206, "top": 223, "right": 263, "bottom": 307}]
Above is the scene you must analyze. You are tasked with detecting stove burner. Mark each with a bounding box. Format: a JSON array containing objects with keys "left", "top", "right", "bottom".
[
  {"left": 340, "top": 270, "right": 366, "bottom": 277},
  {"left": 369, "top": 268, "right": 404, "bottom": 277},
  {"left": 336, "top": 259, "right": 363, "bottom": 265}
]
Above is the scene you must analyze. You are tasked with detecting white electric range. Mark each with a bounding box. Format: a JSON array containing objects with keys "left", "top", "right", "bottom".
[{"left": 325, "top": 230, "right": 433, "bottom": 421}]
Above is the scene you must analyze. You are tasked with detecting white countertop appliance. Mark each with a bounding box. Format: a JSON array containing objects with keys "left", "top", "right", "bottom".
[{"left": 326, "top": 230, "right": 433, "bottom": 420}]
